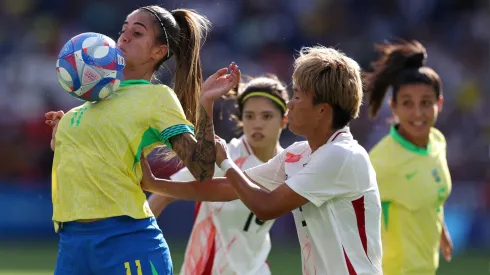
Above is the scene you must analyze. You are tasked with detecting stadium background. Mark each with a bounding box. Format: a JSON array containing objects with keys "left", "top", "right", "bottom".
[{"left": 0, "top": 0, "right": 489, "bottom": 274}]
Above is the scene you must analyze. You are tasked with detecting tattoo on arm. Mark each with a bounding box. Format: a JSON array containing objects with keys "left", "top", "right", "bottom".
[{"left": 170, "top": 104, "right": 216, "bottom": 181}]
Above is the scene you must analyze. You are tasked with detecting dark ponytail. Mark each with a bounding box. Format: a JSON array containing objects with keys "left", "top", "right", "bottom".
[
  {"left": 140, "top": 6, "right": 211, "bottom": 128},
  {"left": 363, "top": 39, "right": 442, "bottom": 119},
  {"left": 170, "top": 9, "right": 210, "bottom": 128}
]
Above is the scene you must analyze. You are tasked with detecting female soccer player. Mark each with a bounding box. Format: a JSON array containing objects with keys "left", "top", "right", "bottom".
[
  {"left": 142, "top": 46, "right": 383, "bottom": 275},
  {"left": 365, "top": 40, "right": 453, "bottom": 275},
  {"left": 45, "top": 5, "right": 239, "bottom": 275},
  {"left": 149, "top": 75, "right": 289, "bottom": 275}
]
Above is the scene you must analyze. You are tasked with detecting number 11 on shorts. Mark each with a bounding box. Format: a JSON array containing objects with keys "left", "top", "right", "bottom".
[{"left": 124, "top": 260, "right": 142, "bottom": 275}]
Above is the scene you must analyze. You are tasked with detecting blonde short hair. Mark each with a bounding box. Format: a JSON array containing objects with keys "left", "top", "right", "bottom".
[{"left": 292, "top": 46, "right": 363, "bottom": 128}]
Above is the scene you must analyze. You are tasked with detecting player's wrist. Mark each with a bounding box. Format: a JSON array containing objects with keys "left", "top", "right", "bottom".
[{"left": 220, "top": 158, "right": 237, "bottom": 174}]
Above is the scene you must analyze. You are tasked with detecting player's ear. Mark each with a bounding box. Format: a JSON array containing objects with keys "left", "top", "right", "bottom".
[
  {"left": 437, "top": 96, "right": 444, "bottom": 113},
  {"left": 152, "top": 44, "right": 168, "bottom": 61},
  {"left": 281, "top": 114, "right": 288, "bottom": 129}
]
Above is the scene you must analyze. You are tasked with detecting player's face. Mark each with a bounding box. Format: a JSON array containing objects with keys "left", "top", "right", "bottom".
[
  {"left": 287, "top": 86, "right": 321, "bottom": 136},
  {"left": 392, "top": 83, "right": 443, "bottom": 140},
  {"left": 242, "top": 97, "right": 286, "bottom": 150},
  {"left": 117, "top": 10, "right": 165, "bottom": 71}
]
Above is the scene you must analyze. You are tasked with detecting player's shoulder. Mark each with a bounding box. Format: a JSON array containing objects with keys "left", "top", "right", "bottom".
[
  {"left": 66, "top": 103, "right": 88, "bottom": 114},
  {"left": 285, "top": 141, "right": 310, "bottom": 155},
  {"left": 429, "top": 127, "right": 447, "bottom": 151},
  {"left": 369, "top": 133, "right": 396, "bottom": 158},
  {"left": 147, "top": 84, "right": 176, "bottom": 98}
]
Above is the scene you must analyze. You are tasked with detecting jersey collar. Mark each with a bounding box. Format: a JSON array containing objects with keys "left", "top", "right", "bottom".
[
  {"left": 327, "top": 127, "right": 351, "bottom": 143},
  {"left": 390, "top": 124, "right": 430, "bottom": 156},
  {"left": 119, "top": 79, "right": 152, "bottom": 88}
]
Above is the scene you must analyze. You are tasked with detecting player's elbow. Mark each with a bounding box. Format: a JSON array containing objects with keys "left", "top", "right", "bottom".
[{"left": 253, "top": 206, "right": 278, "bottom": 221}]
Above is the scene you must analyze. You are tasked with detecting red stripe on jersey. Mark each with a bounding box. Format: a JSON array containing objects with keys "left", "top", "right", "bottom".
[
  {"left": 202, "top": 242, "right": 216, "bottom": 275},
  {"left": 331, "top": 131, "right": 346, "bottom": 142},
  {"left": 193, "top": 201, "right": 202, "bottom": 222},
  {"left": 192, "top": 201, "right": 216, "bottom": 274},
  {"left": 343, "top": 247, "right": 357, "bottom": 275},
  {"left": 233, "top": 157, "right": 247, "bottom": 169},
  {"left": 352, "top": 196, "right": 368, "bottom": 255},
  {"left": 242, "top": 139, "right": 252, "bottom": 155}
]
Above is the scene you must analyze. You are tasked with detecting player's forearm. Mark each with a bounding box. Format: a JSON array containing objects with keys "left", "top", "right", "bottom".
[
  {"left": 191, "top": 102, "right": 216, "bottom": 180},
  {"left": 145, "top": 177, "right": 237, "bottom": 202},
  {"left": 148, "top": 194, "right": 177, "bottom": 217},
  {"left": 225, "top": 168, "right": 276, "bottom": 220},
  {"left": 170, "top": 103, "right": 216, "bottom": 182}
]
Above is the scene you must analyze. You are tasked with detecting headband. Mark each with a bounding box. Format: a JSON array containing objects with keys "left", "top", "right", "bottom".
[
  {"left": 140, "top": 7, "right": 170, "bottom": 58},
  {"left": 241, "top": 91, "right": 287, "bottom": 112}
]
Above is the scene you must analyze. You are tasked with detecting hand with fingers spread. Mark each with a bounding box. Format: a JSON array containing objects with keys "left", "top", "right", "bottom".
[
  {"left": 44, "top": 110, "right": 65, "bottom": 151},
  {"left": 200, "top": 62, "right": 241, "bottom": 103}
]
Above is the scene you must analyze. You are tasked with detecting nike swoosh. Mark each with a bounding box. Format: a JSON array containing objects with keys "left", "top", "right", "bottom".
[{"left": 406, "top": 171, "right": 417, "bottom": 180}]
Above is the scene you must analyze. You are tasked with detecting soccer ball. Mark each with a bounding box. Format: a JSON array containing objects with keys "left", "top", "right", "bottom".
[{"left": 56, "top": 32, "right": 125, "bottom": 102}]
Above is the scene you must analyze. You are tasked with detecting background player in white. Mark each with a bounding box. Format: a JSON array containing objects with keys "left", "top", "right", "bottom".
[
  {"left": 141, "top": 46, "right": 383, "bottom": 274},
  {"left": 148, "top": 75, "right": 290, "bottom": 275},
  {"left": 214, "top": 46, "right": 383, "bottom": 275}
]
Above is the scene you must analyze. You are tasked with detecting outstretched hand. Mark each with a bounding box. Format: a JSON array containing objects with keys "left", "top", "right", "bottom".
[
  {"left": 440, "top": 228, "right": 453, "bottom": 262},
  {"left": 44, "top": 110, "right": 64, "bottom": 151},
  {"left": 201, "top": 62, "right": 240, "bottom": 103}
]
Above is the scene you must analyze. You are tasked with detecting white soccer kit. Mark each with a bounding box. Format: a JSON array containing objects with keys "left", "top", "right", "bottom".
[
  {"left": 245, "top": 128, "right": 383, "bottom": 275},
  {"left": 172, "top": 136, "right": 279, "bottom": 275}
]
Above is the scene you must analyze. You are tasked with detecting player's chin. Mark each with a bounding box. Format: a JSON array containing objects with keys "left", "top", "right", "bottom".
[
  {"left": 407, "top": 123, "right": 431, "bottom": 138},
  {"left": 287, "top": 123, "right": 302, "bottom": 136}
]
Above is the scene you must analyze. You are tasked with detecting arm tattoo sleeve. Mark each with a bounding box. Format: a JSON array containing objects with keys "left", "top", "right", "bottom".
[{"left": 170, "top": 105, "right": 216, "bottom": 181}]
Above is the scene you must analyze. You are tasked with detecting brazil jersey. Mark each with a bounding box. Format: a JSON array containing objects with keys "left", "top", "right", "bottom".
[
  {"left": 369, "top": 125, "right": 452, "bottom": 275},
  {"left": 52, "top": 80, "right": 194, "bottom": 223}
]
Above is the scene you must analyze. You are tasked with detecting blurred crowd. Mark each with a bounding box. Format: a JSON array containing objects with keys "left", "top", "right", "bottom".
[{"left": 1, "top": 0, "right": 489, "bottom": 185}]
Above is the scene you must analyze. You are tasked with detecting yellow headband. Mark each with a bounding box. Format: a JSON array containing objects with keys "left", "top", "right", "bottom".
[{"left": 241, "top": 92, "right": 287, "bottom": 112}]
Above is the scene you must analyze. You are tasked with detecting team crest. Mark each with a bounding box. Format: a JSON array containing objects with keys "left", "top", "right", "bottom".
[{"left": 285, "top": 152, "right": 302, "bottom": 163}]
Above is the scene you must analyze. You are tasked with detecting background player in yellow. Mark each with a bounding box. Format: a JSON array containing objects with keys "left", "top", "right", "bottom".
[
  {"left": 45, "top": 5, "right": 240, "bottom": 275},
  {"left": 365, "top": 40, "right": 453, "bottom": 275}
]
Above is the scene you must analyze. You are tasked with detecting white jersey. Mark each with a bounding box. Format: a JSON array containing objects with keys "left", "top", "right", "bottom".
[
  {"left": 246, "top": 128, "right": 383, "bottom": 275},
  {"left": 172, "top": 136, "right": 279, "bottom": 275}
]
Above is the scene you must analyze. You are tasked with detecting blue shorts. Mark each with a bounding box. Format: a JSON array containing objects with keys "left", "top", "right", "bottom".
[{"left": 54, "top": 216, "right": 173, "bottom": 275}]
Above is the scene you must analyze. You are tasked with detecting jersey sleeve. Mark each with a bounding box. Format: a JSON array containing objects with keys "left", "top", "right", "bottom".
[
  {"left": 150, "top": 85, "right": 195, "bottom": 148},
  {"left": 285, "top": 145, "right": 356, "bottom": 207},
  {"left": 244, "top": 149, "right": 286, "bottom": 191}
]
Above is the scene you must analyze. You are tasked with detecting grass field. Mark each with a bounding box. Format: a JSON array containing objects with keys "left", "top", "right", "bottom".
[{"left": 0, "top": 240, "right": 488, "bottom": 275}]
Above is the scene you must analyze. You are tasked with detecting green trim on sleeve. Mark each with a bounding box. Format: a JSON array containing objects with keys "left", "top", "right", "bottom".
[
  {"left": 133, "top": 127, "right": 163, "bottom": 169},
  {"left": 390, "top": 125, "right": 431, "bottom": 156},
  {"left": 161, "top": 124, "right": 195, "bottom": 149}
]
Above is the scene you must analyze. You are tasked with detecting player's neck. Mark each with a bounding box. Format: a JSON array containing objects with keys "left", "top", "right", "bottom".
[
  {"left": 251, "top": 143, "right": 280, "bottom": 163},
  {"left": 306, "top": 127, "right": 336, "bottom": 153},
  {"left": 397, "top": 125, "right": 429, "bottom": 148},
  {"left": 123, "top": 68, "right": 153, "bottom": 82}
]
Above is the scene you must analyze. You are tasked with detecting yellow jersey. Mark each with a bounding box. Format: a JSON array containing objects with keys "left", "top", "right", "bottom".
[
  {"left": 52, "top": 79, "right": 194, "bottom": 223},
  {"left": 369, "top": 126, "right": 452, "bottom": 275}
]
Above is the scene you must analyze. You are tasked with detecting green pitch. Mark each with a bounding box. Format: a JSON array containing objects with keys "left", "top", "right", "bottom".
[{"left": 0, "top": 240, "right": 487, "bottom": 275}]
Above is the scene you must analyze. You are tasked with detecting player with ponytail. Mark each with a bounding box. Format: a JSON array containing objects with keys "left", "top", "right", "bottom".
[
  {"left": 366, "top": 40, "right": 453, "bottom": 275},
  {"left": 45, "top": 5, "right": 239, "bottom": 275}
]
